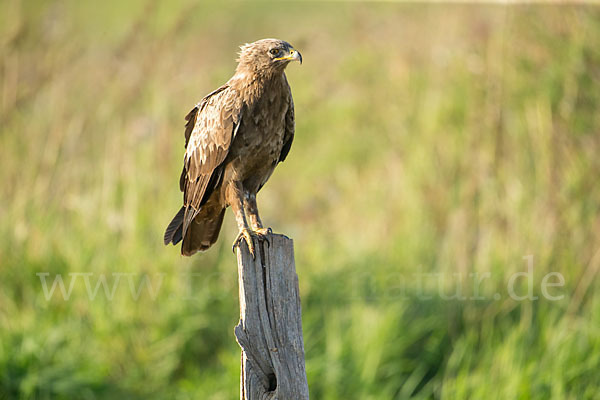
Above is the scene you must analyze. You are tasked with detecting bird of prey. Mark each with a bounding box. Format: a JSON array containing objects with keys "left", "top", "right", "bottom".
[{"left": 164, "top": 38, "right": 302, "bottom": 257}]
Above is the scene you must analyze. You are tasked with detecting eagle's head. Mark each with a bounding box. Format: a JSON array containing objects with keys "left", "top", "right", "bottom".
[{"left": 237, "top": 39, "right": 302, "bottom": 75}]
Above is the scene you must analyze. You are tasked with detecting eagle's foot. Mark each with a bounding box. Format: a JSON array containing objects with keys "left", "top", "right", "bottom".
[
  {"left": 232, "top": 228, "right": 258, "bottom": 258},
  {"left": 254, "top": 227, "right": 272, "bottom": 244},
  {"left": 232, "top": 228, "right": 272, "bottom": 258}
]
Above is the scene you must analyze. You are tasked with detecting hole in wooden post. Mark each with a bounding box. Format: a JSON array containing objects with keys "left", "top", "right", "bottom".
[{"left": 267, "top": 373, "right": 277, "bottom": 391}]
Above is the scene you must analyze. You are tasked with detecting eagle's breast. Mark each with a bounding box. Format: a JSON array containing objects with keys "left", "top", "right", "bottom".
[{"left": 226, "top": 73, "right": 290, "bottom": 190}]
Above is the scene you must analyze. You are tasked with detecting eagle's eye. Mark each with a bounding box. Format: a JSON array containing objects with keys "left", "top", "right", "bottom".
[{"left": 269, "top": 48, "right": 280, "bottom": 56}]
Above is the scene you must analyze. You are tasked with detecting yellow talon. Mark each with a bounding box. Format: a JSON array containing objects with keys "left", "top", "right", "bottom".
[
  {"left": 254, "top": 227, "right": 272, "bottom": 244},
  {"left": 233, "top": 228, "right": 256, "bottom": 258},
  {"left": 232, "top": 228, "right": 272, "bottom": 258}
]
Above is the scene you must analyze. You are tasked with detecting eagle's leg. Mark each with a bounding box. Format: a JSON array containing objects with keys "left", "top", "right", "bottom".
[
  {"left": 245, "top": 194, "right": 272, "bottom": 240},
  {"left": 227, "top": 181, "right": 258, "bottom": 257}
]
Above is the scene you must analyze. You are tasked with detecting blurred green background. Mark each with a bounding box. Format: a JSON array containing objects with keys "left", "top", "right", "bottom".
[{"left": 2, "top": 1, "right": 600, "bottom": 399}]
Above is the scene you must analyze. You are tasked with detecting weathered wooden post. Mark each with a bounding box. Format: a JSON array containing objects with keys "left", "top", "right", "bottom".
[{"left": 234, "top": 233, "right": 309, "bottom": 399}]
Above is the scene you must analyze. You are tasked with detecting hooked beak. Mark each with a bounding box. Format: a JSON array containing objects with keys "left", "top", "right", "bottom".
[
  {"left": 290, "top": 48, "right": 302, "bottom": 64},
  {"left": 275, "top": 48, "right": 303, "bottom": 64}
]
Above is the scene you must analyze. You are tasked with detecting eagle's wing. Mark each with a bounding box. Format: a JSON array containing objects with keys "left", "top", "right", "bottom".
[
  {"left": 180, "top": 85, "right": 242, "bottom": 235},
  {"left": 278, "top": 80, "right": 295, "bottom": 163}
]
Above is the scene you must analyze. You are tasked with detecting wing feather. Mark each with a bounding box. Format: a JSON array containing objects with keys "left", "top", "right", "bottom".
[
  {"left": 179, "top": 85, "right": 242, "bottom": 235},
  {"left": 279, "top": 80, "right": 295, "bottom": 163}
]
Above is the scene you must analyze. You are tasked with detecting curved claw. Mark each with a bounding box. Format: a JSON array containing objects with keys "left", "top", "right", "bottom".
[
  {"left": 254, "top": 227, "right": 273, "bottom": 245},
  {"left": 232, "top": 228, "right": 256, "bottom": 258}
]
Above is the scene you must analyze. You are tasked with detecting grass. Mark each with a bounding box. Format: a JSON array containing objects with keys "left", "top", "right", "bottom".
[{"left": 1, "top": 1, "right": 600, "bottom": 399}]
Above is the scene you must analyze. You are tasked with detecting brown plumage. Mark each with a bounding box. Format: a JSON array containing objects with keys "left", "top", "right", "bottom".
[{"left": 164, "top": 38, "right": 302, "bottom": 256}]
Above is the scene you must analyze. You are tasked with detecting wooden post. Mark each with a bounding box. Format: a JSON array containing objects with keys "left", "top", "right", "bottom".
[{"left": 234, "top": 233, "right": 309, "bottom": 400}]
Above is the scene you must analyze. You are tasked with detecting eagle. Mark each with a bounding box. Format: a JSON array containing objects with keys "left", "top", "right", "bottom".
[{"left": 164, "top": 39, "right": 302, "bottom": 257}]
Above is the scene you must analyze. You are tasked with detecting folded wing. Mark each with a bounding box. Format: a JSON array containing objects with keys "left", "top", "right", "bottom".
[{"left": 180, "top": 85, "right": 243, "bottom": 237}]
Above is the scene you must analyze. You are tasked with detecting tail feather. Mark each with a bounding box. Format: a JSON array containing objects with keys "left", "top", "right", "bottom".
[
  {"left": 164, "top": 206, "right": 185, "bottom": 245},
  {"left": 165, "top": 203, "right": 226, "bottom": 255},
  {"left": 182, "top": 208, "right": 226, "bottom": 256}
]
